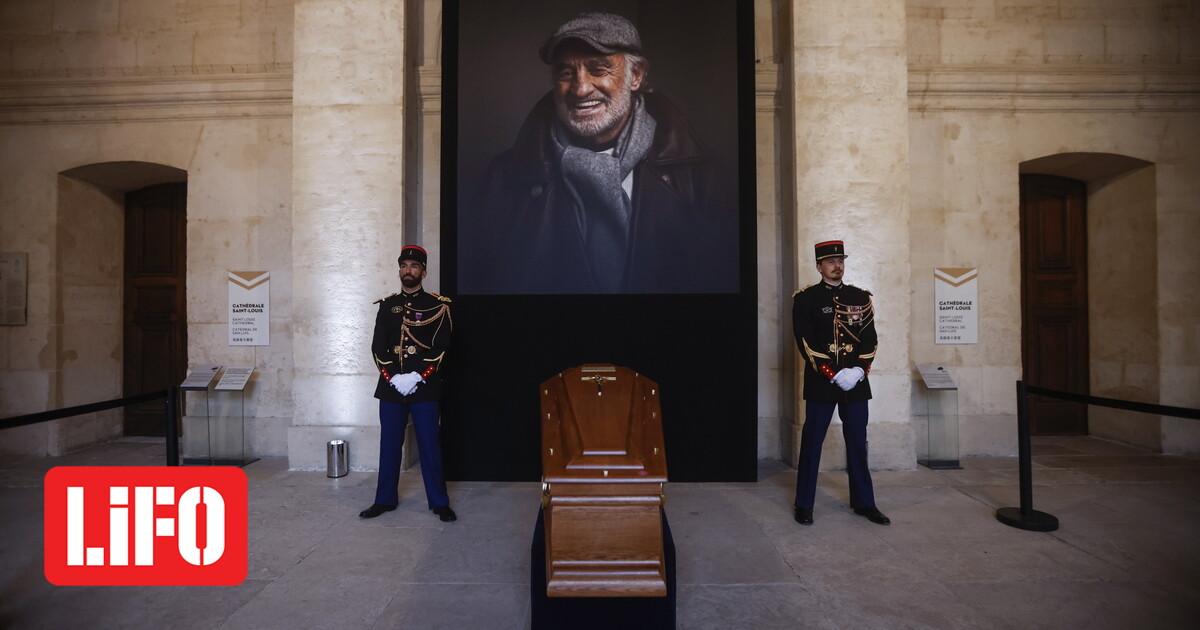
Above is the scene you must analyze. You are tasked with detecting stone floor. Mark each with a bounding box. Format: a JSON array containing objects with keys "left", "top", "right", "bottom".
[{"left": 1, "top": 435, "right": 1198, "bottom": 629}]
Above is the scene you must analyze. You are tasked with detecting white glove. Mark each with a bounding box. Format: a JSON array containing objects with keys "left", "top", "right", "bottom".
[
  {"left": 832, "top": 367, "right": 865, "bottom": 391},
  {"left": 389, "top": 372, "right": 424, "bottom": 396}
]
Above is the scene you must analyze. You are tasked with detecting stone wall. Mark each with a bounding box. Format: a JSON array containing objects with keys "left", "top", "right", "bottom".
[
  {"left": 0, "top": 0, "right": 294, "bottom": 456},
  {"left": 2, "top": 0, "right": 1196, "bottom": 465},
  {"left": 1089, "top": 166, "right": 1160, "bottom": 450},
  {"left": 907, "top": 0, "right": 1200, "bottom": 457}
]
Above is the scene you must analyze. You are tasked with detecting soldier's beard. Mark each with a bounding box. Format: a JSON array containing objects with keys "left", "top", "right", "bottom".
[{"left": 401, "top": 275, "right": 421, "bottom": 289}]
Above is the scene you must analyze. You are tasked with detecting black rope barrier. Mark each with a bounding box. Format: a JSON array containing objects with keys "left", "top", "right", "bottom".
[
  {"left": 0, "top": 388, "right": 180, "bottom": 466},
  {"left": 997, "top": 381, "right": 1200, "bottom": 532},
  {"left": 0, "top": 390, "right": 165, "bottom": 429},
  {"left": 1024, "top": 384, "right": 1200, "bottom": 420}
]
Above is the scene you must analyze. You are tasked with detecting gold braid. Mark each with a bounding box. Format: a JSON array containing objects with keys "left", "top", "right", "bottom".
[
  {"left": 397, "top": 304, "right": 449, "bottom": 353},
  {"left": 833, "top": 296, "right": 873, "bottom": 344}
]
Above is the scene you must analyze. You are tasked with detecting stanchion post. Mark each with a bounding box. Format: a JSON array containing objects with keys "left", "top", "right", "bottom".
[
  {"left": 996, "top": 380, "right": 1059, "bottom": 532},
  {"left": 1016, "top": 379, "right": 1033, "bottom": 514},
  {"left": 166, "top": 386, "right": 179, "bottom": 466}
]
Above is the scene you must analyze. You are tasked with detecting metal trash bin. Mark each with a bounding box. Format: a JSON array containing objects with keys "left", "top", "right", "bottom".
[{"left": 327, "top": 440, "right": 348, "bottom": 478}]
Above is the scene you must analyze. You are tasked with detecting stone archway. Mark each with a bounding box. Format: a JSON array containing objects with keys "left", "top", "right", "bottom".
[
  {"left": 53, "top": 162, "right": 187, "bottom": 449},
  {"left": 1019, "top": 152, "right": 1158, "bottom": 448}
]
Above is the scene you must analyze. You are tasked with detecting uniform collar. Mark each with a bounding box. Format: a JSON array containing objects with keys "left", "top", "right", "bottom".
[
  {"left": 401, "top": 288, "right": 424, "bottom": 298},
  {"left": 821, "top": 281, "right": 843, "bottom": 289}
]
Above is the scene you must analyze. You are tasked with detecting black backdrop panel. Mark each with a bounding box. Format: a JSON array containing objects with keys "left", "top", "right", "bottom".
[{"left": 441, "top": 0, "right": 757, "bottom": 482}]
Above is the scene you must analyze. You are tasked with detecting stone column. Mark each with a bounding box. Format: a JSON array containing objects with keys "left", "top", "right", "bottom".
[
  {"left": 288, "top": 0, "right": 407, "bottom": 470},
  {"left": 414, "top": 1, "right": 443, "bottom": 290},
  {"left": 1158, "top": 123, "right": 1200, "bottom": 454},
  {"left": 788, "top": 0, "right": 914, "bottom": 470}
]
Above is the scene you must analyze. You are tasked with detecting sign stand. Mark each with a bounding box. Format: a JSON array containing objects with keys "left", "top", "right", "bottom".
[
  {"left": 916, "top": 365, "right": 962, "bottom": 470},
  {"left": 181, "top": 366, "right": 258, "bottom": 467}
]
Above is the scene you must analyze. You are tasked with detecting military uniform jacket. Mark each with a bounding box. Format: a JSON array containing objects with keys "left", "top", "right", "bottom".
[
  {"left": 372, "top": 289, "right": 452, "bottom": 404},
  {"left": 792, "top": 281, "right": 878, "bottom": 403}
]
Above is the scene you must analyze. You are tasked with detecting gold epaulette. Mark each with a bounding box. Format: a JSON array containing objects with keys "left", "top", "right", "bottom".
[
  {"left": 430, "top": 293, "right": 452, "bottom": 303},
  {"left": 845, "top": 283, "right": 873, "bottom": 296},
  {"left": 373, "top": 293, "right": 398, "bottom": 304},
  {"left": 792, "top": 283, "right": 818, "bottom": 297}
]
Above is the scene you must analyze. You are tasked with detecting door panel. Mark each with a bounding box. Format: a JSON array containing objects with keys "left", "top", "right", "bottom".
[
  {"left": 1020, "top": 174, "right": 1088, "bottom": 435},
  {"left": 123, "top": 183, "right": 187, "bottom": 436}
]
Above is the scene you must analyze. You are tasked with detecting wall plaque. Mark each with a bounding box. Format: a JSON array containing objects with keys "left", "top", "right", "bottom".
[
  {"left": 228, "top": 271, "right": 270, "bottom": 346},
  {"left": 935, "top": 268, "right": 978, "bottom": 345}
]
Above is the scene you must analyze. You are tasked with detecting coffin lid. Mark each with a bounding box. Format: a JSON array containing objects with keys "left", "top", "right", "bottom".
[{"left": 540, "top": 364, "right": 667, "bottom": 484}]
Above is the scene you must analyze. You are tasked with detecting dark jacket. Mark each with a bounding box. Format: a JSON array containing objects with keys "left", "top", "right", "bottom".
[
  {"left": 372, "top": 289, "right": 452, "bottom": 404},
  {"left": 462, "top": 90, "right": 738, "bottom": 294},
  {"left": 793, "top": 282, "right": 878, "bottom": 403}
]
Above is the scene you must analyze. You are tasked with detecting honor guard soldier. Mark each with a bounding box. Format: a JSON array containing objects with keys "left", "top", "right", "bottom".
[
  {"left": 792, "top": 240, "right": 889, "bottom": 526},
  {"left": 359, "top": 245, "right": 457, "bottom": 522}
]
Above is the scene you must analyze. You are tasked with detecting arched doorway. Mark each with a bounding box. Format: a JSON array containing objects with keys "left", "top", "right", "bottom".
[
  {"left": 1019, "top": 153, "right": 1156, "bottom": 441},
  {"left": 58, "top": 162, "right": 188, "bottom": 438}
]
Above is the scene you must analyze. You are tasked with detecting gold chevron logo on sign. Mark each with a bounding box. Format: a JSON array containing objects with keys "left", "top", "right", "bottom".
[
  {"left": 229, "top": 271, "right": 270, "bottom": 290},
  {"left": 935, "top": 267, "right": 977, "bottom": 287}
]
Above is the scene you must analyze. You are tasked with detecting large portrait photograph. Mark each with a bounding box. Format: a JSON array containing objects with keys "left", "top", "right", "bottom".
[{"left": 453, "top": 0, "right": 743, "bottom": 295}]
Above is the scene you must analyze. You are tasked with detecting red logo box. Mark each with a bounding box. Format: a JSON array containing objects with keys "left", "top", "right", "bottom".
[{"left": 44, "top": 466, "right": 247, "bottom": 586}]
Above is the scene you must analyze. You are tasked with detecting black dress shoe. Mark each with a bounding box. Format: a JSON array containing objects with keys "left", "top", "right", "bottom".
[
  {"left": 794, "top": 507, "right": 813, "bottom": 526},
  {"left": 433, "top": 506, "right": 457, "bottom": 522},
  {"left": 359, "top": 503, "right": 396, "bottom": 519},
  {"left": 853, "top": 506, "right": 891, "bottom": 525}
]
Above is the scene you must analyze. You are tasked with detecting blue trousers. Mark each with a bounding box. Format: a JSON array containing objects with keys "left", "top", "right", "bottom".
[
  {"left": 794, "top": 399, "right": 876, "bottom": 511},
  {"left": 374, "top": 400, "right": 450, "bottom": 510}
]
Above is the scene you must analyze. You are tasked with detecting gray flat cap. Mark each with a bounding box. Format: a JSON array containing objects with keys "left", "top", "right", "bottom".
[{"left": 538, "top": 12, "right": 642, "bottom": 64}]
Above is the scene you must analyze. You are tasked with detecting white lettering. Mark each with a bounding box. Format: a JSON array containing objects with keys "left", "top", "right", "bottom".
[
  {"left": 178, "top": 487, "right": 226, "bottom": 566},
  {"left": 62, "top": 484, "right": 227, "bottom": 567},
  {"left": 135, "top": 487, "right": 154, "bottom": 565},
  {"left": 67, "top": 487, "right": 84, "bottom": 566}
]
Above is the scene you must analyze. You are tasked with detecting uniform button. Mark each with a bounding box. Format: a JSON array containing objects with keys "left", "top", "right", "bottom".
[{"left": 530, "top": 185, "right": 543, "bottom": 197}]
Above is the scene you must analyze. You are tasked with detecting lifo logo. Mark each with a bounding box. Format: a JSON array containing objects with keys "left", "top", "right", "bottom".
[{"left": 44, "top": 466, "right": 247, "bottom": 586}]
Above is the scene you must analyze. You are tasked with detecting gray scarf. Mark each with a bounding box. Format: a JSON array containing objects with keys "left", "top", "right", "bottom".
[{"left": 552, "top": 95, "right": 657, "bottom": 292}]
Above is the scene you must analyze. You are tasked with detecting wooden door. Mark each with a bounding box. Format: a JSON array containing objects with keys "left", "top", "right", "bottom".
[
  {"left": 123, "top": 183, "right": 187, "bottom": 436},
  {"left": 1020, "top": 174, "right": 1088, "bottom": 435}
]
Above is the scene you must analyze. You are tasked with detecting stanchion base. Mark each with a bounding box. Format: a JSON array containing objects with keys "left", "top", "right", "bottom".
[
  {"left": 995, "top": 507, "right": 1059, "bottom": 532},
  {"left": 918, "top": 458, "right": 962, "bottom": 470}
]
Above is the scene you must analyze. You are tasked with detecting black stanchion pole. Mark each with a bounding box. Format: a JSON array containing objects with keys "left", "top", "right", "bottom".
[
  {"left": 165, "top": 386, "right": 179, "bottom": 466},
  {"left": 996, "top": 380, "right": 1058, "bottom": 531},
  {"left": 1016, "top": 379, "right": 1034, "bottom": 513}
]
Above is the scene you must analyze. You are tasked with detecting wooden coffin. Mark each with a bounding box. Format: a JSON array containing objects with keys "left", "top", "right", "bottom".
[{"left": 540, "top": 364, "right": 668, "bottom": 597}]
